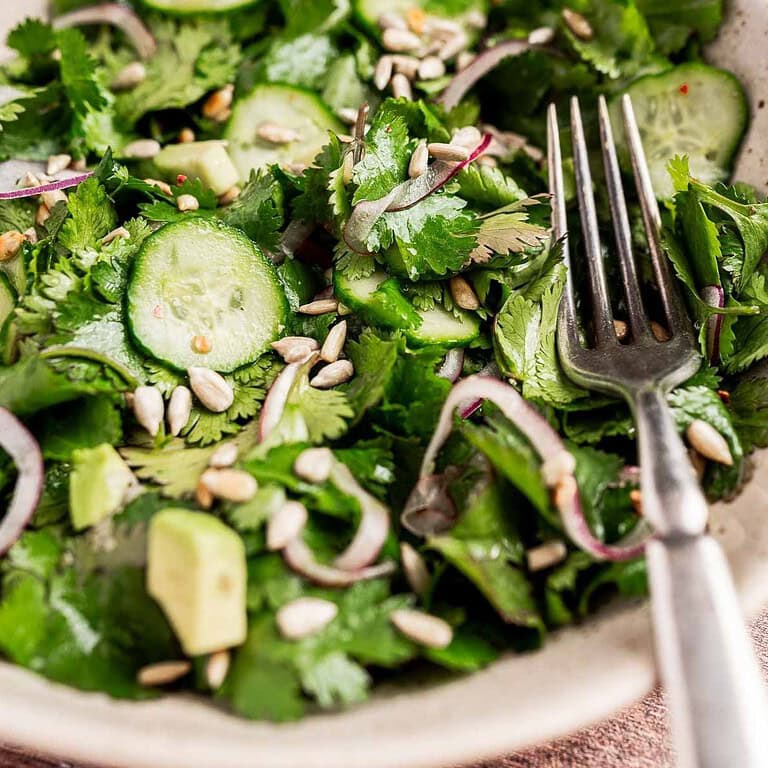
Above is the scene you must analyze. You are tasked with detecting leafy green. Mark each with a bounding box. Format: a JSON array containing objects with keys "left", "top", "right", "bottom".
[
  {"left": 219, "top": 169, "right": 284, "bottom": 252},
  {"left": 58, "top": 177, "right": 117, "bottom": 255}
]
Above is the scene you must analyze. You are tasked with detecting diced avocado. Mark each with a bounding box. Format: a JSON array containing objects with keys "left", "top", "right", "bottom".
[
  {"left": 147, "top": 508, "right": 247, "bottom": 656},
  {"left": 69, "top": 444, "right": 136, "bottom": 531},
  {"left": 154, "top": 141, "right": 239, "bottom": 196}
]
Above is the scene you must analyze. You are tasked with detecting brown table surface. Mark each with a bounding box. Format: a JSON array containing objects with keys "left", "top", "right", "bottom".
[{"left": 5, "top": 611, "right": 768, "bottom": 768}]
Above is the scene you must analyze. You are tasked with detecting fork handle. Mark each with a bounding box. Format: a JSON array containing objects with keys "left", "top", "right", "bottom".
[{"left": 634, "top": 387, "right": 768, "bottom": 767}]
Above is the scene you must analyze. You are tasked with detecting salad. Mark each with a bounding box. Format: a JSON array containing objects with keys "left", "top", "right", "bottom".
[{"left": 0, "top": 0, "right": 767, "bottom": 723}]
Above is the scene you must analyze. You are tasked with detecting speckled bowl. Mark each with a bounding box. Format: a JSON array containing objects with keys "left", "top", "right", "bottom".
[{"left": 0, "top": 2, "right": 766, "bottom": 767}]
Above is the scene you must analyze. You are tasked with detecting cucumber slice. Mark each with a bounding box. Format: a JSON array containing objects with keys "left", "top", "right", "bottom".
[
  {"left": 334, "top": 269, "right": 421, "bottom": 329},
  {"left": 611, "top": 63, "right": 748, "bottom": 198},
  {"left": 127, "top": 219, "right": 288, "bottom": 372},
  {"left": 0, "top": 272, "right": 16, "bottom": 330},
  {"left": 0, "top": 252, "right": 25, "bottom": 295},
  {"left": 142, "top": 0, "right": 258, "bottom": 12},
  {"left": 354, "top": 0, "right": 487, "bottom": 38},
  {"left": 406, "top": 306, "right": 480, "bottom": 348},
  {"left": 225, "top": 84, "right": 342, "bottom": 181}
]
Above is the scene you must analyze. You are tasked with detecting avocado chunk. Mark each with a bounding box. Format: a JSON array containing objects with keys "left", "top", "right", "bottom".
[
  {"left": 154, "top": 141, "right": 239, "bottom": 196},
  {"left": 69, "top": 444, "right": 136, "bottom": 531},
  {"left": 147, "top": 508, "right": 247, "bottom": 656}
]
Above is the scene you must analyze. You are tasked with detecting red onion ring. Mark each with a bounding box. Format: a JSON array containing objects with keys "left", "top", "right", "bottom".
[
  {"left": 0, "top": 172, "right": 92, "bottom": 200},
  {"left": 283, "top": 539, "right": 395, "bottom": 586},
  {"left": 258, "top": 353, "right": 319, "bottom": 442},
  {"left": 437, "top": 39, "right": 536, "bottom": 112},
  {"left": 53, "top": 4, "right": 157, "bottom": 59},
  {"left": 343, "top": 135, "right": 491, "bottom": 254},
  {"left": 436, "top": 348, "right": 465, "bottom": 382},
  {"left": 701, "top": 285, "right": 725, "bottom": 364},
  {"left": 0, "top": 408, "right": 44, "bottom": 555},
  {"left": 401, "top": 473, "right": 459, "bottom": 536},
  {"left": 413, "top": 376, "right": 650, "bottom": 561}
]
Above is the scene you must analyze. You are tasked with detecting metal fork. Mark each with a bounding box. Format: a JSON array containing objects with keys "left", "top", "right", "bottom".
[{"left": 549, "top": 95, "right": 768, "bottom": 768}]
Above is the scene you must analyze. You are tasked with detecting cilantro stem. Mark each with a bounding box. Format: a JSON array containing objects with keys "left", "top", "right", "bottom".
[{"left": 40, "top": 346, "right": 140, "bottom": 389}]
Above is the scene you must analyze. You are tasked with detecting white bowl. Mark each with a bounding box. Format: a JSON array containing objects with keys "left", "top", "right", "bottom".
[{"left": 0, "top": 2, "right": 766, "bottom": 766}]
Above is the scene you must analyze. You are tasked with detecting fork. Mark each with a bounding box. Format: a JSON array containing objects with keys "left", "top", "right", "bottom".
[{"left": 549, "top": 95, "right": 768, "bottom": 768}]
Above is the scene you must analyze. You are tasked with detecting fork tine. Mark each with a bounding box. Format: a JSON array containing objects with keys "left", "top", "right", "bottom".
[
  {"left": 620, "top": 94, "right": 689, "bottom": 335},
  {"left": 547, "top": 103, "right": 580, "bottom": 349},
  {"left": 570, "top": 96, "right": 615, "bottom": 344},
  {"left": 597, "top": 96, "right": 649, "bottom": 339}
]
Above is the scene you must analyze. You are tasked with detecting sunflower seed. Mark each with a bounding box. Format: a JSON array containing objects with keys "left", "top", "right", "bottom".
[
  {"left": 293, "top": 447, "right": 334, "bottom": 484},
  {"left": 390, "top": 73, "right": 413, "bottom": 100},
  {"left": 408, "top": 141, "right": 429, "bottom": 178},
  {"left": 19, "top": 171, "right": 41, "bottom": 189},
  {"left": 205, "top": 650, "right": 230, "bottom": 689},
  {"left": 70, "top": 157, "right": 87, "bottom": 171},
  {"left": 417, "top": 55, "right": 446, "bottom": 81},
  {"left": 123, "top": 139, "right": 162, "bottom": 159},
  {"left": 320, "top": 321, "right": 348, "bottom": 363},
  {"left": 540, "top": 451, "right": 577, "bottom": 487},
  {"left": 562, "top": 8, "right": 593, "bottom": 40},
  {"left": 391, "top": 55, "right": 420, "bottom": 78},
  {"left": 202, "top": 85, "right": 234, "bottom": 121},
  {"left": 271, "top": 336, "right": 320, "bottom": 363},
  {"left": 528, "top": 25, "right": 555, "bottom": 45},
  {"left": 686, "top": 419, "right": 733, "bottom": 466},
  {"left": 209, "top": 442, "right": 239, "bottom": 469},
  {"left": 267, "top": 500, "right": 308, "bottom": 550},
  {"left": 374, "top": 55, "right": 394, "bottom": 90},
  {"left": 400, "top": 542, "right": 430, "bottom": 598},
  {"left": 477, "top": 154, "right": 497, "bottom": 167},
  {"left": 188, "top": 367, "right": 234, "bottom": 412},
  {"left": 218, "top": 185, "right": 241, "bottom": 205},
  {"left": 277, "top": 597, "right": 338, "bottom": 640},
  {"left": 406, "top": 7, "right": 426, "bottom": 34},
  {"left": 47, "top": 154, "right": 72, "bottom": 176},
  {"left": 177, "top": 194, "right": 200, "bottom": 212},
  {"left": 41, "top": 189, "right": 67, "bottom": 209},
  {"left": 196, "top": 478, "right": 214, "bottom": 510},
  {"left": 298, "top": 298, "right": 339, "bottom": 315},
  {"left": 137, "top": 661, "right": 191, "bottom": 687},
  {"left": 451, "top": 125, "right": 482, "bottom": 150},
  {"left": 310, "top": 359, "right": 354, "bottom": 388},
  {"left": 335, "top": 107, "right": 359, "bottom": 125},
  {"left": 424, "top": 17, "right": 463, "bottom": 36},
  {"left": 630, "top": 488, "right": 643, "bottom": 515},
  {"left": 23, "top": 227, "right": 37, "bottom": 245},
  {"left": 166, "top": 385, "right": 192, "bottom": 437},
  {"left": 437, "top": 31, "right": 469, "bottom": 61},
  {"left": 200, "top": 468, "right": 257, "bottom": 503},
  {"left": 144, "top": 178, "right": 173, "bottom": 196},
  {"left": 689, "top": 448, "right": 707, "bottom": 481},
  {"left": 191, "top": 334, "right": 212, "bottom": 354},
  {"left": 133, "top": 385, "right": 164, "bottom": 437},
  {"left": 36, "top": 204, "right": 50, "bottom": 227},
  {"left": 613, "top": 319, "right": 629, "bottom": 341},
  {"left": 101, "top": 226, "right": 131, "bottom": 246},
  {"left": 342, "top": 151, "right": 355, "bottom": 185},
  {"left": 382, "top": 27, "right": 422, "bottom": 52},
  {"left": 111, "top": 61, "right": 146, "bottom": 91},
  {"left": 428, "top": 142, "right": 470, "bottom": 162},
  {"left": 449, "top": 275, "right": 480, "bottom": 310},
  {"left": 0, "top": 230, "right": 24, "bottom": 262},
  {"left": 650, "top": 321, "right": 670, "bottom": 342},
  {"left": 526, "top": 539, "right": 568, "bottom": 571},
  {"left": 179, "top": 127, "right": 196, "bottom": 143},
  {"left": 257, "top": 122, "right": 302, "bottom": 144},
  {"left": 390, "top": 609, "right": 453, "bottom": 648},
  {"left": 378, "top": 12, "right": 407, "bottom": 30}
]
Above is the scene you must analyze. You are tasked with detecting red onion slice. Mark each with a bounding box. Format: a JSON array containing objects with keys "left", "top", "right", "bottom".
[
  {"left": 436, "top": 348, "right": 465, "bottom": 382},
  {"left": 701, "top": 285, "right": 725, "bottom": 364},
  {"left": 401, "top": 473, "right": 458, "bottom": 536},
  {"left": 0, "top": 408, "right": 44, "bottom": 555},
  {"left": 437, "top": 39, "right": 535, "bottom": 112},
  {"left": 284, "top": 538, "right": 396, "bottom": 586},
  {"left": 331, "top": 462, "right": 390, "bottom": 571},
  {"left": 53, "top": 4, "right": 157, "bottom": 59},
  {"left": 0, "top": 171, "right": 92, "bottom": 200},
  {"left": 258, "top": 354, "right": 319, "bottom": 442},
  {"left": 343, "top": 135, "right": 491, "bottom": 254},
  {"left": 413, "top": 376, "right": 651, "bottom": 561}
]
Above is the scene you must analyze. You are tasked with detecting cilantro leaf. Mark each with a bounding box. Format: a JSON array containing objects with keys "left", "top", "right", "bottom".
[
  {"left": 343, "top": 330, "right": 401, "bottom": 423},
  {"left": 471, "top": 199, "right": 550, "bottom": 263},
  {"left": 58, "top": 177, "right": 117, "bottom": 255},
  {"left": 637, "top": 0, "right": 723, "bottom": 54},
  {"left": 56, "top": 28, "right": 106, "bottom": 115},
  {"left": 7, "top": 19, "right": 56, "bottom": 59},
  {"left": 729, "top": 368, "right": 768, "bottom": 451},
  {"left": 219, "top": 169, "right": 284, "bottom": 251},
  {"left": 456, "top": 164, "right": 527, "bottom": 210}
]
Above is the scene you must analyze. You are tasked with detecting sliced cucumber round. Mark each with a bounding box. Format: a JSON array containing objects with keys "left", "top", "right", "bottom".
[
  {"left": 611, "top": 63, "right": 748, "bottom": 199},
  {"left": 406, "top": 306, "right": 480, "bottom": 348},
  {"left": 354, "top": 0, "right": 488, "bottom": 38},
  {"left": 127, "top": 219, "right": 287, "bottom": 372},
  {"left": 225, "top": 84, "right": 342, "bottom": 182},
  {"left": 142, "top": 0, "right": 258, "bottom": 12},
  {"left": 334, "top": 269, "right": 421, "bottom": 329}
]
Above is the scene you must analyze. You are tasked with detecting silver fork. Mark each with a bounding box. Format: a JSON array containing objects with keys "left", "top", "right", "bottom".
[{"left": 549, "top": 95, "right": 768, "bottom": 768}]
